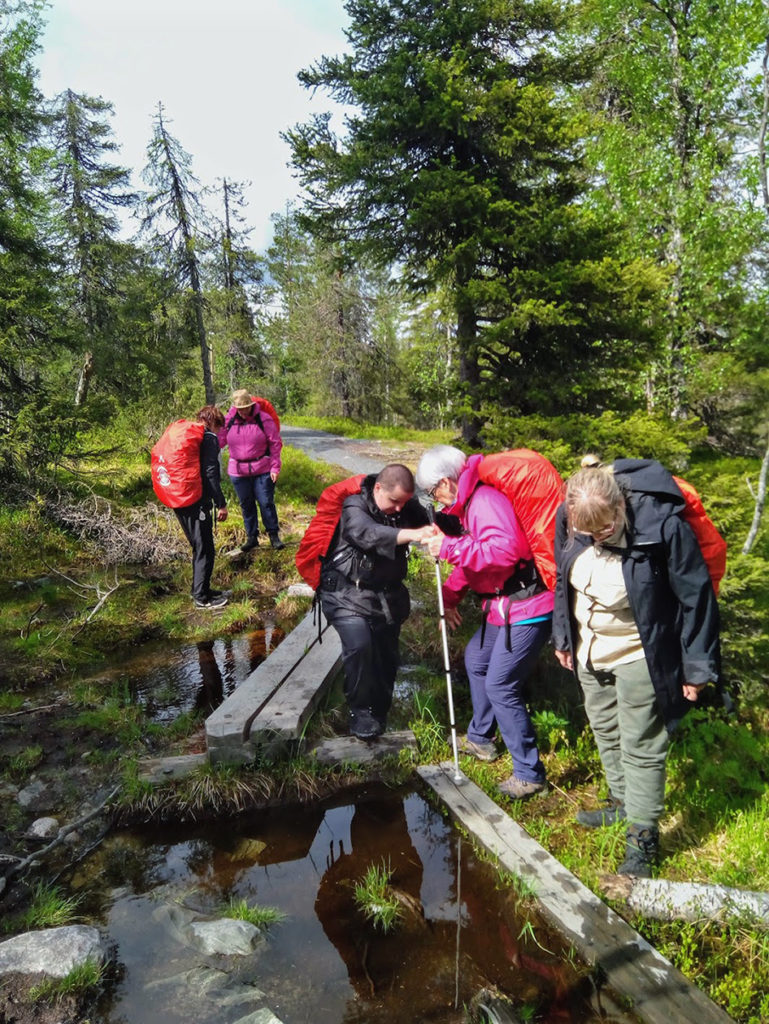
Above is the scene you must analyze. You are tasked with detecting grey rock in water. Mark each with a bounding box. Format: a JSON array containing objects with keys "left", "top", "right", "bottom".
[
  {"left": 188, "top": 919, "right": 264, "bottom": 956},
  {"left": 0, "top": 925, "right": 107, "bottom": 978},
  {"left": 232, "top": 1009, "right": 285, "bottom": 1024},
  {"left": 26, "top": 816, "right": 59, "bottom": 839}
]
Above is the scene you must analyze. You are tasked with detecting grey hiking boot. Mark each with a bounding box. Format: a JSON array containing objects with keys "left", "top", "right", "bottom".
[
  {"left": 269, "top": 532, "right": 286, "bottom": 550},
  {"left": 617, "top": 823, "right": 659, "bottom": 877},
  {"left": 576, "top": 795, "right": 626, "bottom": 829},
  {"left": 498, "top": 775, "right": 548, "bottom": 801},
  {"left": 194, "top": 593, "right": 228, "bottom": 610},
  {"left": 240, "top": 536, "right": 259, "bottom": 553},
  {"left": 457, "top": 734, "right": 499, "bottom": 762}
]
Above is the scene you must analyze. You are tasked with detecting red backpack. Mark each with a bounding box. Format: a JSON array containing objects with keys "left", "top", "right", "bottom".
[
  {"left": 296, "top": 475, "right": 366, "bottom": 589},
  {"left": 672, "top": 476, "right": 727, "bottom": 595},
  {"left": 477, "top": 449, "right": 564, "bottom": 592},
  {"left": 151, "top": 420, "right": 206, "bottom": 508},
  {"left": 227, "top": 395, "right": 280, "bottom": 432}
]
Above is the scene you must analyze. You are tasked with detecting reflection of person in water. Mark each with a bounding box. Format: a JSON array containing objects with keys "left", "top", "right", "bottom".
[
  {"left": 194, "top": 640, "right": 224, "bottom": 714},
  {"left": 314, "top": 797, "right": 424, "bottom": 999}
]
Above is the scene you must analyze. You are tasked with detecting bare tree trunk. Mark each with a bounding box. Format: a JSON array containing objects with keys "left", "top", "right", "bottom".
[
  {"left": 743, "top": 33, "right": 769, "bottom": 554},
  {"left": 743, "top": 437, "right": 769, "bottom": 554},
  {"left": 74, "top": 351, "right": 94, "bottom": 407}
]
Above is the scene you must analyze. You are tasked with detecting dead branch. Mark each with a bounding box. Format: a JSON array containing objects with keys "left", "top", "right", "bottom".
[
  {"left": 20, "top": 602, "right": 44, "bottom": 640},
  {"left": 0, "top": 785, "right": 121, "bottom": 897},
  {"left": 0, "top": 702, "right": 61, "bottom": 721}
]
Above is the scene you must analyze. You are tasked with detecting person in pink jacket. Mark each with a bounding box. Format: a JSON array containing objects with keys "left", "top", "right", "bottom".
[
  {"left": 416, "top": 445, "right": 553, "bottom": 800},
  {"left": 219, "top": 388, "right": 284, "bottom": 551}
]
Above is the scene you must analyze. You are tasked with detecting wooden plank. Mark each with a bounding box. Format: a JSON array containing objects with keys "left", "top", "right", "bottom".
[
  {"left": 417, "top": 762, "right": 732, "bottom": 1024},
  {"left": 206, "top": 610, "right": 332, "bottom": 763},
  {"left": 248, "top": 630, "right": 343, "bottom": 756},
  {"left": 309, "top": 730, "right": 418, "bottom": 766}
]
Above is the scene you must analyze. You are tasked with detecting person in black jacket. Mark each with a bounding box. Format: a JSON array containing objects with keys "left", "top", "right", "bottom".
[
  {"left": 552, "top": 458, "right": 721, "bottom": 876},
  {"left": 174, "top": 405, "right": 229, "bottom": 610},
  {"left": 319, "top": 464, "right": 436, "bottom": 739}
]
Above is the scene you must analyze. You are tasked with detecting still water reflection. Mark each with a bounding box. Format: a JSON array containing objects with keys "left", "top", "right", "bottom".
[
  {"left": 83, "top": 785, "right": 631, "bottom": 1024},
  {"left": 81, "top": 621, "right": 283, "bottom": 723}
]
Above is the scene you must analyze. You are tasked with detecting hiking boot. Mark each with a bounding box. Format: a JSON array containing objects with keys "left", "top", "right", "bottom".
[
  {"left": 457, "top": 734, "right": 499, "bottom": 763},
  {"left": 576, "top": 795, "right": 626, "bottom": 829},
  {"left": 194, "top": 594, "right": 229, "bottom": 610},
  {"left": 617, "top": 823, "right": 659, "bottom": 878},
  {"left": 349, "top": 708, "right": 384, "bottom": 740},
  {"left": 240, "top": 537, "right": 259, "bottom": 553},
  {"left": 498, "top": 775, "right": 548, "bottom": 801},
  {"left": 269, "top": 533, "right": 286, "bottom": 551}
]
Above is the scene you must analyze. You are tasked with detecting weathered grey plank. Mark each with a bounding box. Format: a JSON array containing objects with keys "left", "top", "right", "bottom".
[
  {"left": 138, "top": 753, "right": 208, "bottom": 784},
  {"left": 248, "top": 629, "right": 343, "bottom": 755},
  {"left": 417, "top": 762, "right": 732, "bottom": 1024},
  {"left": 310, "top": 731, "right": 418, "bottom": 766},
  {"left": 206, "top": 610, "right": 336, "bottom": 764}
]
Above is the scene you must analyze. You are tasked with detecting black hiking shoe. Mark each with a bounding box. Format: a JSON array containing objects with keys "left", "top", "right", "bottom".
[
  {"left": 240, "top": 537, "right": 259, "bottom": 553},
  {"left": 194, "top": 594, "right": 229, "bottom": 610},
  {"left": 269, "top": 533, "right": 285, "bottom": 550},
  {"left": 349, "top": 708, "right": 384, "bottom": 740},
  {"left": 576, "top": 795, "right": 626, "bottom": 829},
  {"left": 617, "top": 823, "right": 659, "bottom": 877}
]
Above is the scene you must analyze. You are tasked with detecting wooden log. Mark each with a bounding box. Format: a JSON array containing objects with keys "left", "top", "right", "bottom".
[
  {"left": 601, "top": 873, "right": 769, "bottom": 923},
  {"left": 417, "top": 762, "right": 732, "bottom": 1024}
]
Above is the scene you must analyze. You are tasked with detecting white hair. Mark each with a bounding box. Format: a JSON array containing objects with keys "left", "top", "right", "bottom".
[{"left": 416, "top": 445, "right": 467, "bottom": 490}]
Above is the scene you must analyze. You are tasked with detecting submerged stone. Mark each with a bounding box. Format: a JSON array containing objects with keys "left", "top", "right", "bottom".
[{"left": 188, "top": 919, "right": 264, "bottom": 956}]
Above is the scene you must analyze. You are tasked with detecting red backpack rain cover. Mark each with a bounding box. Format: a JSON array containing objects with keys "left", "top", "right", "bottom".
[
  {"left": 295, "top": 474, "right": 366, "bottom": 590},
  {"left": 477, "top": 449, "right": 564, "bottom": 592},
  {"left": 672, "top": 476, "right": 727, "bottom": 595},
  {"left": 151, "top": 420, "right": 206, "bottom": 509},
  {"left": 246, "top": 395, "right": 280, "bottom": 431}
]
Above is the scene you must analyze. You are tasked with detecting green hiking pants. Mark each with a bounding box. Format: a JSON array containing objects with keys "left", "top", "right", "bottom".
[{"left": 578, "top": 657, "right": 668, "bottom": 828}]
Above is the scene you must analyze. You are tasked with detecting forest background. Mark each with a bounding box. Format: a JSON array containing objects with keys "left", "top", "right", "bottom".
[{"left": 2, "top": 0, "right": 769, "bottom": 1020}]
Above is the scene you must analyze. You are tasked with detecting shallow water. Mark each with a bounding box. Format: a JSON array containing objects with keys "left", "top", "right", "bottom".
[
  {"left": 75, "top": 785, "right": 637, "bottom": 1024},
  {"left": 80, "top": 620, "right": 284, "bottom": 723}
]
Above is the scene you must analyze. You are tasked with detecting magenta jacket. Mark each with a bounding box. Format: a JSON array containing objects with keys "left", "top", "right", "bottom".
[
  {"left": 439, "top": 455, "right": 554, "bottom": 626},
  {"left": 218, "top": 405, "right": 282, "bottom": 478}
]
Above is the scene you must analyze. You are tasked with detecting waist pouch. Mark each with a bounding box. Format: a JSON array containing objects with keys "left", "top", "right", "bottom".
[{"left": 477, "top": 560, "right": 547, "bottom": 651}]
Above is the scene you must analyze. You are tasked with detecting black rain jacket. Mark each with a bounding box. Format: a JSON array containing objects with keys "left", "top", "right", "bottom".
[{"left": 552, "top": 459, "right": 721, "bottom": 731}]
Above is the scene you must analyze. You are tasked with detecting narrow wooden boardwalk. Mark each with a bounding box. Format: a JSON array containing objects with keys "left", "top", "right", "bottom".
[
  {"left": 418, "top": 762, "right": 732, "bottom": 1024},
  {"left": 205, "top": 609, "right": 343, "bottom": 764}
]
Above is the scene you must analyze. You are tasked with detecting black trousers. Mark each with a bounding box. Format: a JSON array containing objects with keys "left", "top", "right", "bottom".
[
  {"left": 174, "top": 500, "right": 215, "bottom": 601},
  {"left": 321, "top": 601, "right": 401, "bottom": 719}
]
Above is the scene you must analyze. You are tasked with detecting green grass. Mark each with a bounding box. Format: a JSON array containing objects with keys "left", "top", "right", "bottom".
[
  {"left": 4, "top": 882, "right": 82, "bottom": 933},
  {"left": 353, "top": 859, "right": 403, "bottom": 933},
  {"left": 28, "top": 959, "right": 104, "bottom": 1003},
  {"left": 222, "top": 897, "right": 286, "bottom": 928}
]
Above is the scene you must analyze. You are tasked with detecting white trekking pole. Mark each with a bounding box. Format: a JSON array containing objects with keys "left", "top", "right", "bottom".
[{"left": 426, "top": 505, "right": 463, "bottom": 783}]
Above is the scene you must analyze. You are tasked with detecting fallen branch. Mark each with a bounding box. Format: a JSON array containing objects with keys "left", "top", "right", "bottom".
[
  {"left": 0, "top": 785, "right": 121, "bottom": 897},
  {"left": 601, "top": 874, "right": 769, "bottom": 924},
  {"left": 0, "top": 703, "right": 61, "bottom": 721}
]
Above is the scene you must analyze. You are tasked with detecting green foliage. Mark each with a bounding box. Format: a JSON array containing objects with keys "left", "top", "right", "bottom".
[
  {"left": 222, "top": 897, "right": 286, "bottom": 928},
  {"left": 353, "top": 859, "right": 403, "bottom": 933},
  {"left": 482, "top": 410, "right": 706, "bottom": 474},
  {"left": 2, "top": 743, "right": 43, "bottom": 780}
]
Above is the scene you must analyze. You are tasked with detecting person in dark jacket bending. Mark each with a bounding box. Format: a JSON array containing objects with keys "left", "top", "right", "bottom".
[
  {"left": 174, "top": 405, "right": 229, "bottom": 610},
  {"left": 319, "top": 464, "right": 435, "bottom": 739},
  {"left": 553, "top": 458, "right": 721, "bottom": 876}
]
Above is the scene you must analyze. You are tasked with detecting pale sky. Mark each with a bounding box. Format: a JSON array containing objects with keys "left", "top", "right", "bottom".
[{"left": 35, "top": 0, "right": 350, "bottom": 250}]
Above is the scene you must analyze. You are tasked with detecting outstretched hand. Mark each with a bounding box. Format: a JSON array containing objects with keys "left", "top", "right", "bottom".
[{"left": 421, "top": 529, "right": 444, "bottom": 558}]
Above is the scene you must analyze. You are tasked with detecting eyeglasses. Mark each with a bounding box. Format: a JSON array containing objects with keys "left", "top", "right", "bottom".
[{"left": 426, "top": 484, "right": 439, "bottom": 500}]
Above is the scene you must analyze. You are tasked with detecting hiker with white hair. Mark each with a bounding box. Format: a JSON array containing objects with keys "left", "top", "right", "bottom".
[{"left": 416, "top": 445, "right": 555, "bottom": 801}]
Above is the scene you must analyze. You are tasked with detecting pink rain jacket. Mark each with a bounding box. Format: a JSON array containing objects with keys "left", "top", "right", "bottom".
[
  {"left": 219, "top": 405, "right": 282, "bottom": 478},
  {"left": 440, "top": 455, "right": 554, "bottom": 626}
]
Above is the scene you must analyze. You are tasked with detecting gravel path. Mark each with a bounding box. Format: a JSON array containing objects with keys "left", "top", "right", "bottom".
[{"left": 282, "top": 425, "right": 429, "bottom": 477}]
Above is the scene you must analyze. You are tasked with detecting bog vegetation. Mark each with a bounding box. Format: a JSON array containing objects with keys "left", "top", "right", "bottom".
[{"left": 1, "top": 0, "right": 769, "bottom": 1021}]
